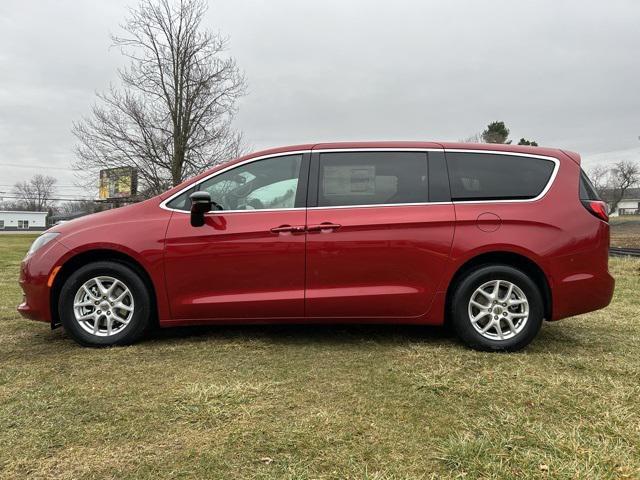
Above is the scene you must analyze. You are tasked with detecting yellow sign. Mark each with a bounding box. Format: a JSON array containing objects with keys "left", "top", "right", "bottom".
[{"left": 99, "top": 167, "right": 138, "bottom": 200}]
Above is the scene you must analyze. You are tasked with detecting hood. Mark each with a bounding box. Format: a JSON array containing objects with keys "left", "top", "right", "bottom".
[{"left": 49, "top": 197, "right": 162, "bottom": 236}]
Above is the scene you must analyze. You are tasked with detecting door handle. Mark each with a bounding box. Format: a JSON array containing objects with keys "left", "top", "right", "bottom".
[
  {"left": 270, "top": 225, "right": 306, "bottom": 234},
  {"left": 307, "top": 222, "right": 341, "bottom": 233}
]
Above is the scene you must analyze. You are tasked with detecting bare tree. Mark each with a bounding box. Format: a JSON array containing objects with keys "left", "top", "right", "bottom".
[
  {"left": 56, "top": 200, "right": 103, "bottom": 216},
  {"left": 12, "top": 175, "right": 58, "bottom": 211},
  {"left": 460, "top": 133, "right": 482, "bottom": 143},
  {"left": 608, "top": 160, "right": 640, "bottom": 213},
  {"left": 586, "top": 165, "right": 610, "bottom": 199},
  {"left": 73, "top": 0, "right": 246, "bottom": 196}
]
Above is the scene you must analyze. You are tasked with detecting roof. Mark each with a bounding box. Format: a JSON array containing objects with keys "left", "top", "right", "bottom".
[
  {"left": 619, "top": 188, "right": 640, "bottom": 200},
  {"left": 0, "top": 210, "right": 48, "bottom": 215},
  {"left": 312, "top": 141, "right": 569, "bottom": 158}
]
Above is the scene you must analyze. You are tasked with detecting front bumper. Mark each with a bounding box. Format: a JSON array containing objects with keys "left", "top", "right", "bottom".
[{"left": 17, "top": 240, "right": 69, "bottom": 325}]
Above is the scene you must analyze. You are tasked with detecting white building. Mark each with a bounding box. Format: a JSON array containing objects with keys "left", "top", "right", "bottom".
[
  {"left": 0, "top": 211, "right": 48, "bottom": 231},
  {"left": 608, "top": 188, "right": 640, "bottom": 217}
]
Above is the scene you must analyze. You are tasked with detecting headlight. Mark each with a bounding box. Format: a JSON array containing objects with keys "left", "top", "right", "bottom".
[{"left": 27, "top": 232, "right": 60, "bottom": 256}]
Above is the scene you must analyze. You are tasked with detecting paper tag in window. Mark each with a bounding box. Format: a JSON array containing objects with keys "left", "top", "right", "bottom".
[{"left": 324, "top": 165, "right": 375, "bottom": 196}]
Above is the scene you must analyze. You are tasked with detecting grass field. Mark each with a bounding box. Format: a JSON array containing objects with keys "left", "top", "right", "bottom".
[
  {"left": 1, "top": 234, "right": 639, "bottom": 479},
  {"left": 610, "top": 216, "right": 640, "bottom": 249}
]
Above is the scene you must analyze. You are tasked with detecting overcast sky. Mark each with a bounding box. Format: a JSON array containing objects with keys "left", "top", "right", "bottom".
[{"left": 1, "top": 0, "right": 639, "bottom": 200}]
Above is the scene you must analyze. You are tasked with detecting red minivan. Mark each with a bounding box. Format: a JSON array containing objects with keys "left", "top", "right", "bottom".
[{"left": 18, "top": 142, "right": 614, "bottom": 351}]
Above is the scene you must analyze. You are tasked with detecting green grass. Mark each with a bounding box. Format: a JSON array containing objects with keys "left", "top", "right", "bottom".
[{"left": 1, "top": 234, "right": 639, "bottom": 479}]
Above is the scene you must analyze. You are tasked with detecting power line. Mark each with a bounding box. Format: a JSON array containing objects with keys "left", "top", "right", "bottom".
[
  {"left": 0, "top": 195, "right": 96, "bottom": 202},
  {"left": 0, "top": 163, "right": 76, "bottom": 171},
  {"left": 0, "top": 184, "right": 83, "bottom": 188},
  {"left": 0, "top": 191, "right": 93, "bottom": 197}
]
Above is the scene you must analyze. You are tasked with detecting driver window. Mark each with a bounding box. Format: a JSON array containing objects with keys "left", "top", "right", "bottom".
[{"left": 197, "top": 154, "right": 302, "bottom": 211}]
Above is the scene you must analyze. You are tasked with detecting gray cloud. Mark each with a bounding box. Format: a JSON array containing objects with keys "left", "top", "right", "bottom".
[{"left": 1, "top": 0, "right": 639, "bottom": 199}]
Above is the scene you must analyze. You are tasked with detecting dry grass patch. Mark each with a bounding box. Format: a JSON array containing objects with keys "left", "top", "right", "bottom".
[
  {"left": 610, "top": 216, "right": 640, "bottom": 248},
  {"left": 1, "top": 234, "right": 639, "bottom": 479}
]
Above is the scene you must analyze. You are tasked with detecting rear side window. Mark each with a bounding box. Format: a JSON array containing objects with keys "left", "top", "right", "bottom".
[
  {"left": 317, "top": 152, "right": 428, "bottom": 207},
  {"left": 446, "top": 152, "right": 555, "bottom": 201},
  {"left": 579, "top": 169, "right": 601, "bottom": 200}
]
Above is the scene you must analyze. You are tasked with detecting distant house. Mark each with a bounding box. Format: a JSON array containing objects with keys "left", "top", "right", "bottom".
[
  {"left": 608, "top": 187, "right": 640, "bottom": 216},
  {"left": 0, "top": 211, "right": 48, "bottom": 231}
]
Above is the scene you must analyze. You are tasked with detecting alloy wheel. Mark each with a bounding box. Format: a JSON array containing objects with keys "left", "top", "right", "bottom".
[
  {"left": 73, "top": 276, "right": 135, "bottom": 337},
  {"left": 467, "top": 279, "right": 529, "bottom": 341}
]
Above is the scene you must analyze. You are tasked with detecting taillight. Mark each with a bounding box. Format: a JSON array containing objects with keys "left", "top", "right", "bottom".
[{"left": 582, "top": 200, "right": 609, "bottom": 222}]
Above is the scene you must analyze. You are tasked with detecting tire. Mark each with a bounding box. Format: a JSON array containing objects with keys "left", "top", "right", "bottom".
[
  {"left": 58, "top": 261, "right": 151, "bottom": 347},
  {"left": 450, "top": 264, "right": 544, "bottom": 352}
]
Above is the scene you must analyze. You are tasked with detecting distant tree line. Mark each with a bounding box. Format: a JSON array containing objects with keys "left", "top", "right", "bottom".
[
  {"left": 9, "top": 175, "right": 57, "bottom": 211},
  {"left": 0, "top": 174, "right": 103, "bottom": 217}
]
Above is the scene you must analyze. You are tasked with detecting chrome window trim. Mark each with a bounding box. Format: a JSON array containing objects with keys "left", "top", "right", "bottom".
[
  {"left": 197, "top": 203, "right": 453, "bottom": 215},
  {"left": 205, "top": 207, "right": 304, "bottom": 215},
  {"left": 308, "top": 202, "right": 452, "bottom": 210},
  {"left": 159, "top": 147, "right": 561, "bottom": 213},
  {"left": 314, "top": 147, "right": 442, "bottom": 153}
]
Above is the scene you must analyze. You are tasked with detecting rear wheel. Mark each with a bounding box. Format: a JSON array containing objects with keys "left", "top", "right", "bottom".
[
  {"left": 59, "top": 261, "right": 151, "bottom": 347},
  {"left": 450, "top": 265, "right": 544, "bottom": 351}
]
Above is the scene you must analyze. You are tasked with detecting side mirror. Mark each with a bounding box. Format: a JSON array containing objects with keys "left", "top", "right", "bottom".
[{"left": 190, "top": 191, "right": 212, "bottom": 227}]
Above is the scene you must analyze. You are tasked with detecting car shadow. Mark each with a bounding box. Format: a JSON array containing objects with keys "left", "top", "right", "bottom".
[
  {"left": 144, "top": 322, "right": 457, "bottom": 347},
  {"left": 37, "top": 320, "right": 576, "bottom": 352}
]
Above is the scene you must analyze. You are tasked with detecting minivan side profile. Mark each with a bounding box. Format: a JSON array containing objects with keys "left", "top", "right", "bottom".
[{"left": 18, "top": 142, "right": 614, "bottom": 351}]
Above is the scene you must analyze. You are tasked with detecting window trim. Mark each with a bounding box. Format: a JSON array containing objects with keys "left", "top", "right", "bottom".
[
  {"left": 443, "top": 149, "right": 560, "bottom": 204},
  {"left": 159, "top": 148, "right": 560, "bottom": 213}
]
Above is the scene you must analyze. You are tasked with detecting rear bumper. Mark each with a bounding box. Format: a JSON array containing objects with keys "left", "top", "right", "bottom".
[{"left": 551, "top": 270, "right": 615, "bottom": 321}]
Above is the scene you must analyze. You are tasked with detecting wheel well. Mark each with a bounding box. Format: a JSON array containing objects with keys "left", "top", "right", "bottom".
[
  {"left": 50, "top": 249, "right": 159, "bottom": 328},
  {"left": 444, "top": 251, "right": 552, "bottom": 324}
]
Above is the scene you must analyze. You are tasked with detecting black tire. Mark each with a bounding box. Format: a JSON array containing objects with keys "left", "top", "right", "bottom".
[
  {"left": 58, "top": 261, "right": 151, "bottom": 347},
  {"left": 450, "top": 264, "right": 544, "bottom": 352}
]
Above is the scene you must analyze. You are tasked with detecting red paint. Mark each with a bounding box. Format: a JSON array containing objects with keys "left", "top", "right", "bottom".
[
  {"left": 18, "top": 142, "right": 614, "bottom": 329},
  {"left": 305, "top": 204, "right": 454, "bottom": 318},
  {"left": 164, "top": 209, "right": 306, "bottom": 320}
]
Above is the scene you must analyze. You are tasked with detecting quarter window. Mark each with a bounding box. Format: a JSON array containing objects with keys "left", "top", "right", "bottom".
[
  {"left": 317, "top": 152, "right": 428, "bottom": 207},
  {"left": 579, "top": 169, "right": 601, "bottom": 201},
  {"left": 446, "top": 153, "right": 555, "bottom": 201}
]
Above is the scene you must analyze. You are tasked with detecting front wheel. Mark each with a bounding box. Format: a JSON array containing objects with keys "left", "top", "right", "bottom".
[
  {"left": 450, "top": 265, "right": 544, "bottom": 351},
  {"left": 58, "top": 261, "right": 151, "bottom": 347}
]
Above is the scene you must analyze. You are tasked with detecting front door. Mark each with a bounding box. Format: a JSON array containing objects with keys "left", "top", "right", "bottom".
[
  {"left": 164, "top": 153, "right": 309, "bottom": 321},
  {"left": 305, "top": 149, "right": 455, "bottom": 319}
]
